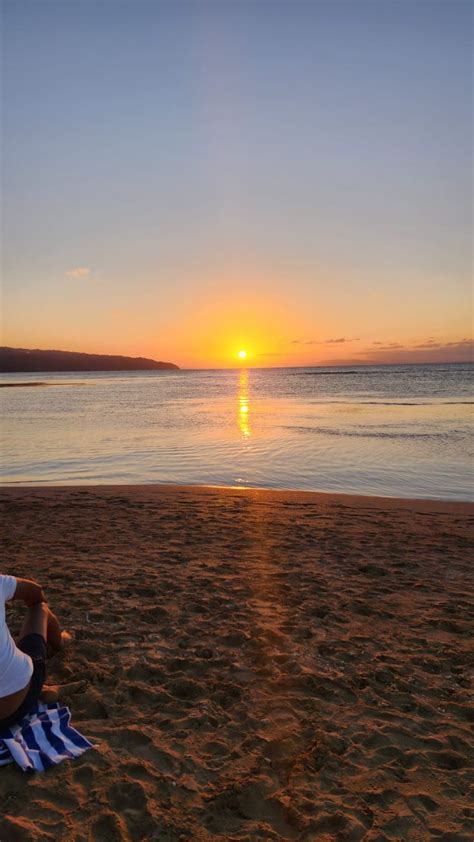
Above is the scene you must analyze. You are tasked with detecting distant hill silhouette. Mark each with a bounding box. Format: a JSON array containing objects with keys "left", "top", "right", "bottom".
[{"left": 0, "top": 347, "right": 179, "bottom": 372}]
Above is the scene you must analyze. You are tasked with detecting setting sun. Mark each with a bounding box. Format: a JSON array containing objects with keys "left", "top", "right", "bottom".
[{"left": 238, "top": 350, "right": 247, "bottom": 360}]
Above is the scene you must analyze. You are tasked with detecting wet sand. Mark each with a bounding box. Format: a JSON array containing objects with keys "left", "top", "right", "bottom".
[{"left": 0, "top": 485, "right": 473, "bottom": 841}]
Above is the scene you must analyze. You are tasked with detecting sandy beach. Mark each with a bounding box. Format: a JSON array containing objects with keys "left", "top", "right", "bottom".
[{"left": 0, "top": 485, "right": 472, "bottom": 841}]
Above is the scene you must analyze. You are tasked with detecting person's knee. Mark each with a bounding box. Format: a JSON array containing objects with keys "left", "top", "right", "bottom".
[
  {"left": 29, "top": 601, "right": 49, "bottom": 620},
  {"left": 21, "top": 601, "right": 49, "bottom": 639}
]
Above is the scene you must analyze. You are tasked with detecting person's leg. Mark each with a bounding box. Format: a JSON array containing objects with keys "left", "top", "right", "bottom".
[
  {"left": 18, "top": 602, "right": 85, "bottom": 703},
  {"left": 18, "top": 602, "right": 70, "bottom": 655},
  {"left": 18, "top": 601, "right": 48, "bottom": 642}
]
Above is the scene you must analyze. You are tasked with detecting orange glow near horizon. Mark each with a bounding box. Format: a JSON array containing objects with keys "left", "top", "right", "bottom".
[
  {"left": 165, "top": 286, "right": 306, "bottom": 368},
  {"left": 170, "top": 293, "right": 297, "bottom": 368},
  {"left": 4, "top": 270, "right": 471, "bottom": 369}
]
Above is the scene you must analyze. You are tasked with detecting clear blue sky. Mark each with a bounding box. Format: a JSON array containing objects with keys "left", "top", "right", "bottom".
[{"left": 2, "top": 0, "right": 472, "bottom": 366}]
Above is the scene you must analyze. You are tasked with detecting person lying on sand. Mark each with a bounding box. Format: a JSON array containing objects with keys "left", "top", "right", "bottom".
[{"left": 0, "top": 574, "right": 85, "bottom": 730}]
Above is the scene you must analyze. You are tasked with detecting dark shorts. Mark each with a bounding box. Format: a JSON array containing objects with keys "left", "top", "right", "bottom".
[{"left": 0, "top": 633, "right": 47, "bottom": 731}]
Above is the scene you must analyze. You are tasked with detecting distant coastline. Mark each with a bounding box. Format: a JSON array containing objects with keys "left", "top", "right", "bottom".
[{"left": 0, "top": 347, "right": 179, "bottom": 372}]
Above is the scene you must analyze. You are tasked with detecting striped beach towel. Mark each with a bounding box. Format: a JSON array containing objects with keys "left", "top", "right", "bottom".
[{"left": 0, "top": 702, "right": 94, "bottom": 771}]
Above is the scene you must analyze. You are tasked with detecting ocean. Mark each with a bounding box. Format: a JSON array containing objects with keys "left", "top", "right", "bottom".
[{"left": 0, "top": 364, "right": 472, "bottom": 500}]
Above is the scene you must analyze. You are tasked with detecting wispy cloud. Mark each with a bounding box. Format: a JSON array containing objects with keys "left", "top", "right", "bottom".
[
  {"left": 413, "top": 337, "right": 472, "bottom": 350},
  {"left": 445, "top": 338, "right": 472, "bottom": 347},
  {"left": 291, "top": 337, "right": 359, "bottom": 346},
  {"left": 369, "top": 341, "right": 404, "bottom": 350},
  {"left": 324, "top": 337, "right": 359, "bottom": 345},
  {"left": 322, "top": 338, "right": 473, "bottom": 366},
  {"left": 362, "top": 338, "right": 474, "bottom": 361},
  {"left": 65, "top": 266, "right": 91, "bottom": 280}
]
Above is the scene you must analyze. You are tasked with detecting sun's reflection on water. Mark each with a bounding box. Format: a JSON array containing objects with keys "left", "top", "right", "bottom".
[{"left": 237, "top": 369, "right": 251, "bottom": 438}]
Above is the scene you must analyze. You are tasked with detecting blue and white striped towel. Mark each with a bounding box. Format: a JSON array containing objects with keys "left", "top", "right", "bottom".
[{"left": 0, "top": 702, "right": 94, "bottom": 771}]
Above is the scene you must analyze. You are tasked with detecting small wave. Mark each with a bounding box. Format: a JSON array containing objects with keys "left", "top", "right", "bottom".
[
  {"left": 284, "top": 425, "right": 461, "bottom": 441},
  {"left": 290, "top": 370, "right": 364, "bottom": 376},
  {"left": 306, "top": 399, "right": 473, "bottom": 406},
  {"left": 344, "top": 400, "right": 474, "bottom": 407}
]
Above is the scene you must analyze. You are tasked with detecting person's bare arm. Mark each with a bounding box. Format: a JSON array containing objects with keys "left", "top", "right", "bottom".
[{"left": 12, "top": 578, "right": 46, "bottom": 606}]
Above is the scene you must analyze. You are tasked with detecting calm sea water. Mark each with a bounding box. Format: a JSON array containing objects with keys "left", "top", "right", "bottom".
[{"left": 0, "top": 364, "right": 472, "bottom": 500}]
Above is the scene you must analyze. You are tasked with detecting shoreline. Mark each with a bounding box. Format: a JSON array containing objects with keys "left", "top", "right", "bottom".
[
  {"left": 1, "top": 483, "right": 473, "bottom": 512},
  {"left": 1, "top": 484, "right": 473, "bottom": 839}
]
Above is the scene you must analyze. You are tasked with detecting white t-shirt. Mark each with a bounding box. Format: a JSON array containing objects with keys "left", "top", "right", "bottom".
[{"left": 0, "top": 575, "right": 33, "bottom": 698}]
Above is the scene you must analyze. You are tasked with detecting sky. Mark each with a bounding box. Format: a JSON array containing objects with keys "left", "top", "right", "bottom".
[{"left": 1, "top": 0, "right": 472, "bottom": 368}]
